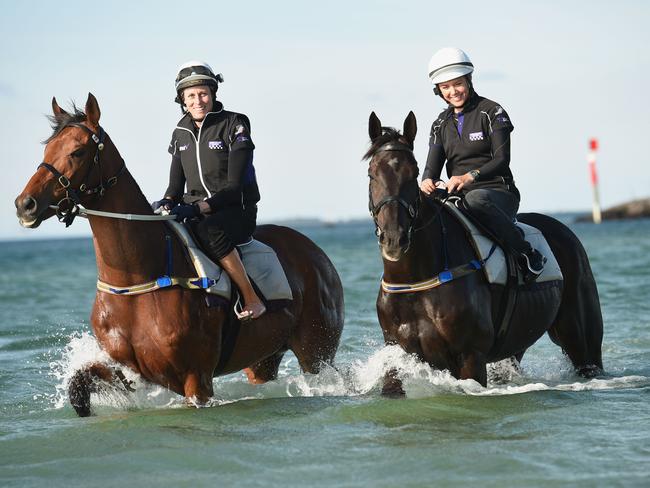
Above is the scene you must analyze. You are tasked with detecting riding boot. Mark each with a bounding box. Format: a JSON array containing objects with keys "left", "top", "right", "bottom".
[{"left": 518, "top": 248, "right": 547, "bottom": 284}]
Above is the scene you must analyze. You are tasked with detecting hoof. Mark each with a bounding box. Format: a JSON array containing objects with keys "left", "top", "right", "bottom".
[
  {"left": 577, "top": 364, "right": 603, "bottom": 378},
  {"left": 68, "top": 370, "right": 92, "bottom": 417},
  {"left": 381, "top": 382, "right": 406, "bottom": 398}
]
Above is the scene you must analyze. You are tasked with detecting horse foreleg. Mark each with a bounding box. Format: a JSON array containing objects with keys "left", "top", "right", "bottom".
[
  {"left": 459, "top": 351, "right": 487, "bottom": 387},
  {"left": 68, "top": 362, "right": 135, "bottom": 417},
  {"left": 183, "top": 372, "right": 213, "bottom": 406},
  {"left": 381, "top": 368, "right": 405, "bottom": 397}
]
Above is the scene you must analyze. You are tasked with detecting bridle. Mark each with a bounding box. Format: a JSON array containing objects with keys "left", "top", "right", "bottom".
[
  {"left": 368, "top": 142, "right": 420, "bottom": 251},
  {"left": 37, "top": 123, "right": 126, "bottom": 227}
]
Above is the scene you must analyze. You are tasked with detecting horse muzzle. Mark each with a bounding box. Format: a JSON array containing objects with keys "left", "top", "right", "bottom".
[
  {"left": 15, "top": 193, "right": 49, "bottom": 228},
  {"left": 378, "top": 230, "right": 410, "bottom": 261}
]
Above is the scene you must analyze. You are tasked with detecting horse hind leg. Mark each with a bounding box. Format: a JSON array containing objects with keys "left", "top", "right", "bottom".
[
  {"left": 548, "top": 271, "right": 604, "bottom": 377},
  {"left": 68, "top": 362, "right": 135, "bottom": 417},
  {"left": 244, "top": 351, "right": 285, "bottom": 384}
]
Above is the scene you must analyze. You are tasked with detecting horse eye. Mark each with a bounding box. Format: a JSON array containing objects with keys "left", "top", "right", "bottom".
[{"left": 71, "top": 149, "right": 86, "bottom": 159}]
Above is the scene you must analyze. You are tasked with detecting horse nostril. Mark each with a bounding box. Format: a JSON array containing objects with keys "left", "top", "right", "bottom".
[{"left": 20, "top": 195, "right": 38, "bottom": 214}]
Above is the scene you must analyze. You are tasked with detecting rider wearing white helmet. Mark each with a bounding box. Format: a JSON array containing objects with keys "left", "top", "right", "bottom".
[
  {"left": 420, "top": 48, "right": 546, "bottom": 281},
  {"left": 152, "top": 60, "right": 266, "bottom": 320}
]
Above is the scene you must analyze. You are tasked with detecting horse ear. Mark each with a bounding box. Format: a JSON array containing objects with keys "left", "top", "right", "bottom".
[
  {"left": 85, "top": 92, "right": 101, "bottom": 126},
  {"left": 52, "top": 97, "right": 68, "bottom": 117},
  {"left": 369, "top": 112, "right": 382, "bottom": 141},
  {"left": 403, "top": 111, "right": 417, "bottom": 144}
]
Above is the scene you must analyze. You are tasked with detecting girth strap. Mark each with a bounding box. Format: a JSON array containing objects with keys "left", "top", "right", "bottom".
[{"left": 97, "top": 275, "right": 215, "bottom": 295}]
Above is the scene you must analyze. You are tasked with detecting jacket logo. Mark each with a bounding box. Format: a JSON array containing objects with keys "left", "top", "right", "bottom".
[
  {"left": 208, "top": 140, "right": 225, "bottom": 150},
  {"left": 179, "top": 144, "right": 189, "bottom": 151},
  {"left": 469, "top": 131, "right": 484, "bottom": 141}
]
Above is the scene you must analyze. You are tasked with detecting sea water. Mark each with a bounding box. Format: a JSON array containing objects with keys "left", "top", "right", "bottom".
[{"left": 1, "top": 216, "right": 649, "bottom": 487}]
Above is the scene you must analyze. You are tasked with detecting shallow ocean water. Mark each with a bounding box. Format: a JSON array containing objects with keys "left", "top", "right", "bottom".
[{"left": 1, "top": 216, "right": 649, "bottom": 487}]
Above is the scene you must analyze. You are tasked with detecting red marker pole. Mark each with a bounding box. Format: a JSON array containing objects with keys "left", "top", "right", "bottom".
[{"left": 588, "top": 138, "right": 602, "bottom": 224}]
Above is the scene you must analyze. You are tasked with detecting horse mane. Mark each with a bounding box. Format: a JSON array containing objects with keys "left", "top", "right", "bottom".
[
  {"left": 44, "top": 104, "right": 87, "bottom": 144},
  {"left": 363, "top": 127, "right": 410, "bottom": 160}
]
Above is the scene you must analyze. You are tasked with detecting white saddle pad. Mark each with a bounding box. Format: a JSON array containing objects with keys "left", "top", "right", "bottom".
[
  {"left": 444, "top": 202, "right": 563, "bottom": 285},
  {"left": 168, "top": 221, "right": 293, "bottom": 301}
]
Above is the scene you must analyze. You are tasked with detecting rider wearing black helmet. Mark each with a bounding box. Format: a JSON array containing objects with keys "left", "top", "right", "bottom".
[{"left": 153, "top": 60, "right": 265, "bottom": 320}]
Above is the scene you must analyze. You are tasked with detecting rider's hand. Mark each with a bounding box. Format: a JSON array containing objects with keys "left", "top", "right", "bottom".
[
  {"left": 420, "top": 178, "right": 436, "bottom": 195},
  {"left": 151, "top": 198, "right": 175, "bottom": 214},
  {"left": 170, "top": 203, "right": 200, "bottom": 221},
  {"left": 196, "top": 201, "right": 211, "bottom": 214},
  {"left": 447, "top": 173, "right": 474, "bottom": 193}
]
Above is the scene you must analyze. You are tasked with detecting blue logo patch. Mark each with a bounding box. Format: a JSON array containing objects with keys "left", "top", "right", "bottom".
[
  {"left": 469, "top": 131, "right": 484, "bottom": 141},
  {"left": 208, "top": 140, "right": 225, "bottom": 150}
]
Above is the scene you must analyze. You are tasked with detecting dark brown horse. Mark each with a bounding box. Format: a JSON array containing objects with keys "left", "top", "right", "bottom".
[
  {"left": 15, "top": 94, "right": 344, "bottom": 416},
  {"left": 365, "top": 112, "right": 603, "bottom": 393}
]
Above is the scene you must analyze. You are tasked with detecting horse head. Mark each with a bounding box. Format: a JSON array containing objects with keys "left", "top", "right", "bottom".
[
  {"left": 15, "top": 93, "right": 122, "bottom": 228},
  {"left": 365, "top": 111, "right": 419, "bottom": 261}
]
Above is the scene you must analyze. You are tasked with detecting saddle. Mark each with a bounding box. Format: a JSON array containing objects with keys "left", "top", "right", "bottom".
[
  {"left": 443, "top": 198, "right": 563, "bottom": 286},
  {"left": 164, "top": 221, "right": 294, "bottom": 374},
  {"left": 442, "top": 197, "right": 563, "bottom": 343},
  {"left": 167, "top": 220, "right": 293, "bottom": 303}
]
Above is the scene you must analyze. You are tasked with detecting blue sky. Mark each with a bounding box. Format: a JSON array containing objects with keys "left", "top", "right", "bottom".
[{"left": 2, "top": 0, "right": 649, "bottom": 239}]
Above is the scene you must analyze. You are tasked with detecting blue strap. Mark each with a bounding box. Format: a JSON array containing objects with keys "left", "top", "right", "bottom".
[
  {"left": 440, "top": 212, "right": 450, "bottom": 271},
  {"left": 165, "top": 235, "right": 173, "bottom": 277}
]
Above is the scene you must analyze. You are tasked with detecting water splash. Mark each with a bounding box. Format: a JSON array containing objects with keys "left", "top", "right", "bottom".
[{"left": 49, "top": 334, "right": 650, "bottom": 415}]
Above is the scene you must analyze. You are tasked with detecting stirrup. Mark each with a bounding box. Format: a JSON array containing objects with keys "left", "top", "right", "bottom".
[
  {"left": 233, "top": 294, "right": 266, "bottom": 321},
  {"left": 521, "top": 252, "right": 545, "bottom": 275},
  {"left": 233, "top": 295, "right": 252, "bottom": 321}
]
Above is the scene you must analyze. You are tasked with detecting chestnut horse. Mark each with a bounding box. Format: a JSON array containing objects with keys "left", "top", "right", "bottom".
[
  {"left": 15, "top": 94, "right": 344, "bottom": 416},
  {"left": 365, "top": 112, "right": 603, "bottom": 393}
]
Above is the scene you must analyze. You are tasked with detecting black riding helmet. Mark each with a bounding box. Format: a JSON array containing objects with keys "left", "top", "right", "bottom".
[{"left": 174, "top": 60, "right": 224, "bottom": 105}]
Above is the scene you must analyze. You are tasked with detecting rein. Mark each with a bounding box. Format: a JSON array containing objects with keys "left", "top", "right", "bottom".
[
  {"left": 368, "top": 138, "right": 495, "bottom": 295},
  {"left": 38, "top": 121, "right": 208, "bottom": 295},
  {"left": 381, "top": 197, "right": 498, "bottom": 294}
]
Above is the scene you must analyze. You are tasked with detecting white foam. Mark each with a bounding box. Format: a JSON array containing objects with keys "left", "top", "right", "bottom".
[{"left": 49, "top": 334, "right": 650, "bottom": 414}]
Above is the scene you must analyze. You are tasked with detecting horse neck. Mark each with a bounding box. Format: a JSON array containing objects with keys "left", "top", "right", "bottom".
[
  {"left": 85, "top": 143, "right": 181, "bottom": 285},
  {"left": 382, "top": 198, "right": 473, "bottom": 282}
]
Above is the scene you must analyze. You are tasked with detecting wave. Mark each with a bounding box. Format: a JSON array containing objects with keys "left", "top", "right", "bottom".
[{"left": 48, "top": 333, "right": 650, "bottom": 414}]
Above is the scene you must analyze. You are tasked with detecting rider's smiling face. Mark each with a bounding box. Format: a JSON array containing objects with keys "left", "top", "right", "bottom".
[
  {"left": 438, "top": 76, "right": 469, "bottom": 112},
  {"left": 182, "top": 85, "right": 214, "bottom": 122}
]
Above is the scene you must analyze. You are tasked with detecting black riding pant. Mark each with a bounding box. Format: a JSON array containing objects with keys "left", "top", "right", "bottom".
[
  {"left": 192, "top": 205, "right": 257, "bottom": 261},
  {"left": 464, "top": 188, "right": 532, "bottom": 254}
]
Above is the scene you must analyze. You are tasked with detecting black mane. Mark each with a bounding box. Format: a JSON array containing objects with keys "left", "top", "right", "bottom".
[
  {"left": 44, "top": 104, "right": 87, "bottom": 144},
  {"left": 363, "top": 127, "right": 410, "bottom": 160}
]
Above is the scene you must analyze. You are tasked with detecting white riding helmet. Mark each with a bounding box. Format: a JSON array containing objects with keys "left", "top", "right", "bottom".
[
  {"left": 427, "top": 47, "right": 474, "bottom": 85},
  {"left": 174, "top": 60, "right": 224, "bottom": 103}
]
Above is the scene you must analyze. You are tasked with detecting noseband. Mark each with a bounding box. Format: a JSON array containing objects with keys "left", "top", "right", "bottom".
[
  {"left": 37, "top": 123, "right": 125, "bottom": 227},
  {"left": 368, "top": 142, "right": 420, "bottom": 249}
]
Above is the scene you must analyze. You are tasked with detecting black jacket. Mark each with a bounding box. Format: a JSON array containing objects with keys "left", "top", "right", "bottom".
[
  {"left": 165, "top": 102, "right": 260, "bottom": 210},
  {"left": 423, "top": 94, "right": 517, "bottom": 193}
]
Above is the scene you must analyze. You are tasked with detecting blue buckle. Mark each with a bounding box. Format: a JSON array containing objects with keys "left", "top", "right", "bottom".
[
  {"left": 470, "top": 259, "right": 482, "bottom": 270},
  {"left": 191, "top": 277, "right": 215, "bottom": 289},
  {"left": 156, "top": 276, "right": 173, "bottom": 288},
  {"left": 439, "top": 270, "right": 453, "bottom": 283}
]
